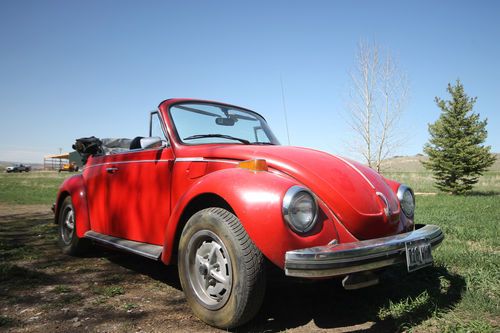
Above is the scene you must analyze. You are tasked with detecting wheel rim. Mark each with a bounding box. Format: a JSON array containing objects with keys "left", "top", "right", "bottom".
[
  {"left": 186, "top": 230, "right": 233, "bottom": 310},
  {"left": 60, "top": 206, "right": 75, "bottom": 245}
]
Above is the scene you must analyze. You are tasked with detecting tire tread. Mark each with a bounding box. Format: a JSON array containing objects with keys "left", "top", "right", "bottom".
[{"left": 189, "top": 207, "right": 266, "bottom": 328}]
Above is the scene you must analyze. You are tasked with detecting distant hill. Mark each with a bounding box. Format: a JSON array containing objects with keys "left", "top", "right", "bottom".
[{"left": 380, "top": 153, "right": 500, "bottom": 173}]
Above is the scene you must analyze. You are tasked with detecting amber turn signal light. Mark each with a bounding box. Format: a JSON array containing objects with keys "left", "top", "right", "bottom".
[{"left": 238, "top": 159, "right": 268, "bottom": 172}]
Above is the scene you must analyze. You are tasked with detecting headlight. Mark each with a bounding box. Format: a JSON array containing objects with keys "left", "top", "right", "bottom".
[
  {"left": 282, "top": 186, "right": 318, "bottom": 234},
  {"left": 397, "top": 185, "right": 415, "bottom": 218}
]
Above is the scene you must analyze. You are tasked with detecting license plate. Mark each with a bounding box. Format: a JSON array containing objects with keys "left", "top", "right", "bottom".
[{"left": 405, "top": 239, "right": 433, "bottom": 272}]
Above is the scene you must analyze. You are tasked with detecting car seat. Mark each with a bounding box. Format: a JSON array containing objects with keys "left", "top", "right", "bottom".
[{"left": 130, "top": 136, "right": 144, "bottom": 150}]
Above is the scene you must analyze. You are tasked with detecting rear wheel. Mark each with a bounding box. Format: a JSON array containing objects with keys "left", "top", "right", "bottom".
[
  {"left": 178, "top": 208, "right": 266, "bottom": 329},
  {"left": 58, "top": 196, "right": 90, "bottom": 255}
]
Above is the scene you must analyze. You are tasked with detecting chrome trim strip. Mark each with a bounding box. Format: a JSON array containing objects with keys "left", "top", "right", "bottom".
[
  {"left": 376, "top": 191, "right": 391, "bottom": 217},
  {"left": 174, "top": 157, "right": 239, "bottom": 164},
  {"left": 284, "top": 224, "right": 444, "bottom": 278},
  {"left": 175, "top": 157, "right": 204, "bottom": 162},
  {"left": 83, "top": 159, "right": 172, "bottom": 171},
  {"left": 84, "top": 157, "right": 238, "bottom": 171},
  {"left": 84, "top": 231, "right": 162, "bottom": 260},
  {"left": 331, "top": 155, "right": 376, "bottom": 190}
]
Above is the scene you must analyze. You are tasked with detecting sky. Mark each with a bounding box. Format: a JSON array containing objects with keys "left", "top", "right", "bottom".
[{"left": 0, "top": 0, "right": 499, "bottom": 163}]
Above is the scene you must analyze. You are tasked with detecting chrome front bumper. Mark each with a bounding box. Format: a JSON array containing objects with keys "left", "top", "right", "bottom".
[{"left": 285, "top": 224, "right": 444, "bottom": 278}]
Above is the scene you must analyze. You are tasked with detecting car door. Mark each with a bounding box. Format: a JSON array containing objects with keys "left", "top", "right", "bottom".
[
  {"left": 105, "top": 146, "right": 174, "bottom": 245},
  {"left": 84, "top": 155, "right": 111, "bottom": 235}
]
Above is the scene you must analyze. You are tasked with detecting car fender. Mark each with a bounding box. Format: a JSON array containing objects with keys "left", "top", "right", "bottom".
[
  {"left": 161, "top": 167, "right": 338, "bottom": 268},
  {"left": 54, "top": 174, "right": 90, "bottom": 238}
]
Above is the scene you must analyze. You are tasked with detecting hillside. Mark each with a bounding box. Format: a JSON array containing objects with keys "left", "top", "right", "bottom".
[{"left": 380, "top": 153, "right": 500, "bottom": 173}]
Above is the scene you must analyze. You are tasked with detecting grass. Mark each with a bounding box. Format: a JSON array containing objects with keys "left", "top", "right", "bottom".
[
  {"left": 54, "top": 285, "right": 72, "bottom": 293},
  {"left": 376, "top": 193, "right": 499, "bottom": 331},
  {"left": 123, "top": 303, "right": 138, "bottom": 311},
  {"left": 0, "top": 171, "right": 72, "bottom": 205},
  {"left": 94, "top": 285, "right": 125, "bottom": 297},
  {"left": 393, "top": 177, "right": 499, "bottom": 328},
  {"left": 0, "top": 170, "right": 498, "bottom": 331}
]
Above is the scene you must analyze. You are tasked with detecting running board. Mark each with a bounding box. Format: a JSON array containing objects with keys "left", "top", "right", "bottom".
[{"left": 84, "top": 231, "right": 162, "bottom": 260}]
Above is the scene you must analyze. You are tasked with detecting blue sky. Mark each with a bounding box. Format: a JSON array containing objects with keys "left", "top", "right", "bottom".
[{"left": 1, "top": 0, "right": 499, "bottom": 163}]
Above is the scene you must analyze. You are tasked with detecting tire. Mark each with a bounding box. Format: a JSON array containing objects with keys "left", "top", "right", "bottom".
[
  {"left": 58, "top": 196, "right": 90, "bottom": 255},
  {"left": 178, "top": 208, "right": 266, "bottom": 329}
]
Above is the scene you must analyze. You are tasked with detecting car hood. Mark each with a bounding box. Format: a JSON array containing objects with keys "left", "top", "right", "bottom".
[{"left": 179, "top": 145, "right": 402, "bottom": 239}]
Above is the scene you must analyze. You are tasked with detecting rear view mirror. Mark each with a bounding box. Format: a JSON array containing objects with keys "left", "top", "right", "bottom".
[{"left": 215, "top": 117, "right": 236, "bottom": 126}]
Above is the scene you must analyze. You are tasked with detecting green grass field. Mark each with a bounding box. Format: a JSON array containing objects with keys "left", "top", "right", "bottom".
[
  {"left": 393, "top": 194, "right": 499, "bottom": 331},
  {"left": 0, "top": 170, "right": 498, "bottom": 331},
  {"left": 0, "top": 171, "right": 71, "bottom": 205}
]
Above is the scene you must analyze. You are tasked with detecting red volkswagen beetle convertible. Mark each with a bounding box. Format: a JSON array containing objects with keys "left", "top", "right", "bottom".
[{"left": 54, "top": 98, "right": 444, "bottom": 329}]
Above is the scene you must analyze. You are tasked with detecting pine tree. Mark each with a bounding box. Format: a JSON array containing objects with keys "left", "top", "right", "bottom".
[{"left": 423, "top": 80, "right": 496, "bottom": 195}]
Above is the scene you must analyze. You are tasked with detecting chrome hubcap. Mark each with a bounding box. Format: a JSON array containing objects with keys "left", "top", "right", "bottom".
[
  {"left": 186, "top": 230, "right": 232, "bottom": 310},
  {"left": 61, "top": 207, "right": 75, "bottom": 245}
]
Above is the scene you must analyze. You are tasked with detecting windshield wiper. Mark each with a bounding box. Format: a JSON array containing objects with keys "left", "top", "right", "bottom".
[
  {"left": 251, "top": 142, "right": 276, "bottom": 145},
  {"left": 183, "top": 134, "right": 250, "bottom": 144}
]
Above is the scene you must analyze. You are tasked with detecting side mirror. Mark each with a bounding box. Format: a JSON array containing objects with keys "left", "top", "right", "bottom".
[{"left": 140, "top": 137, "right": 164, "bottom": 149}]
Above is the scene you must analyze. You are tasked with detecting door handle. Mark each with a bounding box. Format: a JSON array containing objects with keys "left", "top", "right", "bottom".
[{"left": 106, "top": 167, "right": 118, "bottom": 174}]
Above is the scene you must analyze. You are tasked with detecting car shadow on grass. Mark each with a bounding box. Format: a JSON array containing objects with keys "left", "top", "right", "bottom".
[
  {"left": 239, "top": 264, "right": 466, "bottom": 332},
  {"left": 98, "top": 248, "right": 466, "bottom": 332}
]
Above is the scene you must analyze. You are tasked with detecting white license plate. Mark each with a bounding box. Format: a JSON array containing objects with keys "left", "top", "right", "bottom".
[{"left": 405, "top": 239, "right": 433, "bottom": 272}]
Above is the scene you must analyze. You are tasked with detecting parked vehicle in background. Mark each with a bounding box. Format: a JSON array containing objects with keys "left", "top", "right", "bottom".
[
  {"left": 59, "top": 162, "right": 79, "bottom": 172},
  {"left": 54, "top": 98, "right": 444, "bottom": 329},
  {"left": 5, "top": 164, "right": 31, "bottom": 173}
]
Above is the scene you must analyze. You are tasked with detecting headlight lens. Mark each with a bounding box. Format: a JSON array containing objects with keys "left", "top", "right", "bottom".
[
  {"left": 397, "top": 185, "right": 415, "bottom": 218},
  {"left": 283, "top": 186, "right": 318, "bottom": 233}
]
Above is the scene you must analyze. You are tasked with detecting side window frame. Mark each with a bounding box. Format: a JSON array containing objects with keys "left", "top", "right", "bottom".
[{"left": 149, "top": 110, "right": 170, "bottom": 147}]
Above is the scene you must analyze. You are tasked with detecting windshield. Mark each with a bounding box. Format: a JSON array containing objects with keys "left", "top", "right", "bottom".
[{"left": 169, "top": 103, "right": 280, "bottom": 145}]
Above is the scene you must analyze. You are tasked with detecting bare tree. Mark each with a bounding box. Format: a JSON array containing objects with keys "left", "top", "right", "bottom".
[{"left": 346, "top": 41, "right": 409, "bottom": 172}]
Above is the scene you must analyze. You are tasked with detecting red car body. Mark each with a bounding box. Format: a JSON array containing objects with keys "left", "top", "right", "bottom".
[{"left": 54, "top": 98, "right": 443, "bottom": 328}]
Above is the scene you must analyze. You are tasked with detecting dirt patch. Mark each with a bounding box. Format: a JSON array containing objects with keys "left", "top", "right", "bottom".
[
  {"left": 0, "top": 204, "right": 214, "bottom": 333},
  {"left": 0, "top": 204, "right": 463, "bottom": 332}
]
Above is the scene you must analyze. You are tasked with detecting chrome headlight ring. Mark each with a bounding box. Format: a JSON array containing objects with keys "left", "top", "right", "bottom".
[
  {"left": 282, "top": 186, "right": 318, "bottom": 234},
  {"left": 397, "top": 184, "right": 415, "bottom": 218}
]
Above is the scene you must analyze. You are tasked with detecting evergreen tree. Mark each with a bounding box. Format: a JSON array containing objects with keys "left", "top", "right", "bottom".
[{"left": 423, "top": 80, "right": 496, "bottom": 194}]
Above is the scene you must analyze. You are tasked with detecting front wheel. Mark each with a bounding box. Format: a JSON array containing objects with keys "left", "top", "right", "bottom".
[
  {"left": 178, "top": 208, "right": 266, "bottom": 329},
  {"left": 58, "top": 196, "right": 90, "bottom": 255}
]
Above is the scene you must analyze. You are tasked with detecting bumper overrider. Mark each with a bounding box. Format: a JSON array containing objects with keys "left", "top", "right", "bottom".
[{"left": 285, "top": 224, "right": 444, "bottom": 278}]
